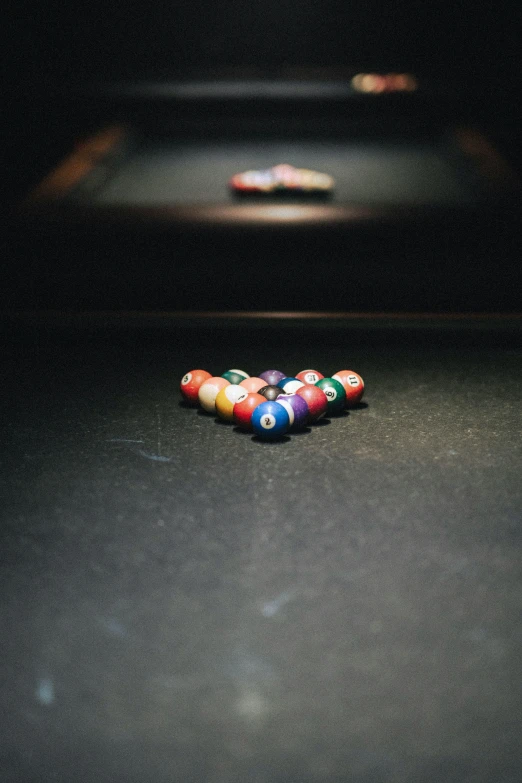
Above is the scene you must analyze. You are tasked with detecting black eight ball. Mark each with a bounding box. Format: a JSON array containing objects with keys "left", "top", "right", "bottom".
[{"left": 258, "top": 385, "right": 284, "bottom": 401}]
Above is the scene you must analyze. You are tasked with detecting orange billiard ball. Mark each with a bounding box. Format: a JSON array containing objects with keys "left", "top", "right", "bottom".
[
  {"left": 332, "top": 370, "right": 365, "bottom": 407},
  {"left": 239, "top": 377, "right": 267, "bottom": 394},
  {"left": 180, "top": 369, "right": 212, "bottom": 404}
]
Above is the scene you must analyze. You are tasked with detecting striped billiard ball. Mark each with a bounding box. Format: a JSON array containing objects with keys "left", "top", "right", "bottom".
[
  {"left": 332, "top": 370, "right": 365, "bottom": 407},
  {"left": 276, "top": 393, "right": 309, "bottom": 431},
  {"left": 277, "top": 376, "right": 306, "bottom": 394},
  {"left": 215, "top": 384, "right": 249, "bottom": 421},
  {"left": 315, "top": 377, "right": 346, "bottom": 416},
  {"left": 295, "top": 369, "right": 324, "bottom": 385},
  {"left": 198, "top": 377, "right": 231, "bottom": 413},
  {"left": 222, "top": 368, "right": 250, "bottom": 385}
]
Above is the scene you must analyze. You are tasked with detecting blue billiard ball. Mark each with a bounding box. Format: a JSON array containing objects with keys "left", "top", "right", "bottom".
[
  {"left": 277, "top": 376, "right": 305, "bottom": 394},
  {"left": 251, "top": 401, "right": 290, "bottom": 440}
]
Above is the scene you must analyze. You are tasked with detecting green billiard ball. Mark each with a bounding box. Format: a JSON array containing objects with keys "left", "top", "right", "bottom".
[
  {"left": 222, "top": 369, "right": 249, "bottom": 385},
  {"left": 315, "top": 377, "right": 346, "bottom": 416}
]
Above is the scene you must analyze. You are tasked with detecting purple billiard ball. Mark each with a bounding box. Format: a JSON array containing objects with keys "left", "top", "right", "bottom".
[
  {"left": 276, "top": 393, "right": 309, "bottom": 431},
  {"left": 258, "top": 369, "right": 287, "bottom": 386}
]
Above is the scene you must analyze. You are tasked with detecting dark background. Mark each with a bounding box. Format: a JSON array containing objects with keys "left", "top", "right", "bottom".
[
  {"left": 3, "top": 2, "right": 520, "bottom": 80},
  {"left": 3, "top": 1, "right": 521, "bottom": 196},
  {"left": 2, "top": 1, "right": 521, "bottom": 308}
]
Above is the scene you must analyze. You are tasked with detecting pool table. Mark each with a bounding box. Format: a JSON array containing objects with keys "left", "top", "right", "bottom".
[
  {"left": 12, "top": 79, "right": 521, "bottom": 312},
  {"left": 1, "top": 311, "right": 521, "bottom": 783}
]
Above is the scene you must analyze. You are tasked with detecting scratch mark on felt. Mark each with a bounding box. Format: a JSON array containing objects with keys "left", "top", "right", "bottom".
[
  {"left": 137, "top": 450, "right": 173, "bottom": 463},
  {"left": 107, "top": 438, "right": 174, "bottom": 463},
  {"left": 107, "top": 439, "right": 144, "bottom": 444}
]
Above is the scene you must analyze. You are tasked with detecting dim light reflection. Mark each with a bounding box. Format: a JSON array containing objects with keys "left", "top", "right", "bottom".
[
  {"left": 236, "top": 688, "right": 269, "bottom": 719},
  {"left": 352, "top": 73, "right": 418, "bottom": 94},
  {"left": 194, "top": 204, "right": 356, "bottom": 224},
  {"left": 259, "top": 205, "right": 318, "bottom": 222}
]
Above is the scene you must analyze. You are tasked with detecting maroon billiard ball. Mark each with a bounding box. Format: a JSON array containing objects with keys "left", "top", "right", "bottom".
[{"left": 296, "top": 384, "right": 328, "bottom": 422}]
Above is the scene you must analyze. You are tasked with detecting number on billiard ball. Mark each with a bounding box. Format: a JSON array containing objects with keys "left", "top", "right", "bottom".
[
  {"left": 332, "top": 370, "right": 365, "bottom": 407},
  {"left": 296, "top": 369, "right": 324, "bottom": 385},
  {"left": 251, "top": 401, "right": 289, "bottom": 440},
  {"left": 180, "top": 369, "right": 212, "bottom": 404},
  {"left": 315, "top": 377, "right": 346, "bottom": 416}
]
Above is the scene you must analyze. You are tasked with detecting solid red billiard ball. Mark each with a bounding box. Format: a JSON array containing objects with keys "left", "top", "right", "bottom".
[
  {"left": 233, "top": 392, "right": 266, "bottom": 431},
  {"left": 332, "top": 370, "right": 365, "bottom": 407},
  {"left": 296, "top": 384, "right": 328, "bottom": 422},
  {"left": 180, "top": 369, "right": 212, "bottom": 404},
  {"left": 296, "top": 369, "right": 324, "bottom": 385}
]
